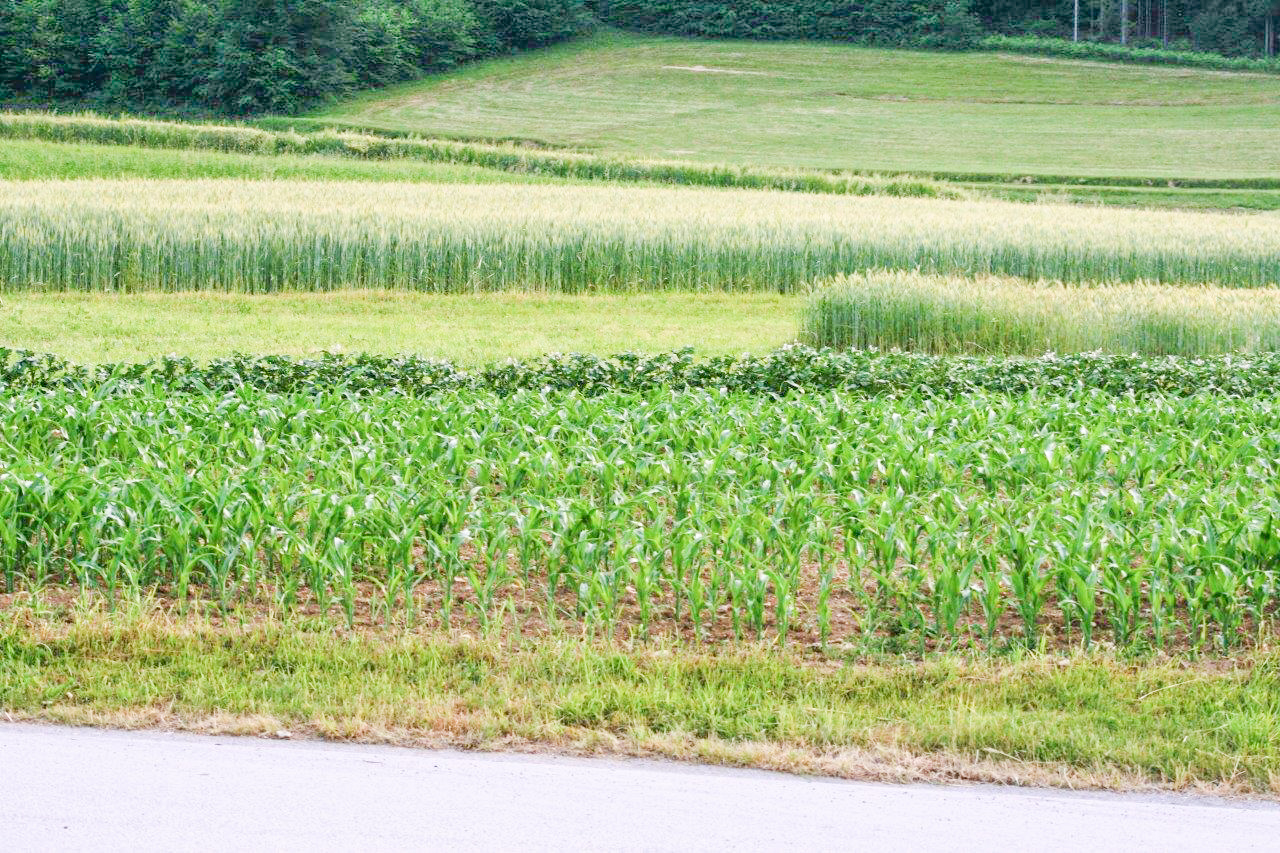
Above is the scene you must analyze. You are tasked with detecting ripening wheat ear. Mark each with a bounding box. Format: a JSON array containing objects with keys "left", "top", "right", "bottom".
[{"left": 0, "top": 179, "right": 1277, "bottom": 295}]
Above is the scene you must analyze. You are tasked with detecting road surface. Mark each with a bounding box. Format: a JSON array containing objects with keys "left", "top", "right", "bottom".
[{"left": 2, "top": 723, "right": 1276, "bottom": 851}]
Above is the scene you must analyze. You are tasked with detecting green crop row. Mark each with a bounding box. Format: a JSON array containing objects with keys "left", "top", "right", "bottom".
[
  {"left": 7, "top": 346, "right": 1280, "bottom": 397},
  {"left": 803, "top": 272, "right": 1280, "bottom": 356},
  {"left": 3, "top": 385, "right": 1277, "bottom": 653},
  {"left": 0, "top": 112, "right": 954, "bottom": 199}
]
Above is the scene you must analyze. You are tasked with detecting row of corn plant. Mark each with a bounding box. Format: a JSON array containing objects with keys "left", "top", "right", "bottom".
[
  {"left": 2, "top": 179, "right": 1279, "bottom": 293},
  {"left": 8, "top": 345, "right": 1280, "bottom": 398},
  {"left": 2, "top": 385, "right": 1277, "bottom": 653},
  {"left": 803, "top": 272, "right": 1280, "bottom": 356},
  {"left": 0, "top": 111, "right": 955, "bottom": 199}
]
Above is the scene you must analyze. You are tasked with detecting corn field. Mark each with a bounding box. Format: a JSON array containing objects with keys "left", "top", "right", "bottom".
[
  {"left": 4, "top": 385, "right": 1278, "bottom": 653},
  {"left": 803, "top": 272, "right": 1280, "bottom": 355},
  {"left": 3, "top": 180, "right": 1280, "bottom": 293}
]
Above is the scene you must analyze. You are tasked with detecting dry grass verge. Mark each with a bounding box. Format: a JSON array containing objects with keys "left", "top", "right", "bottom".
[{"left": 2, "top": 596, "right": 1276, "bottom": 798}]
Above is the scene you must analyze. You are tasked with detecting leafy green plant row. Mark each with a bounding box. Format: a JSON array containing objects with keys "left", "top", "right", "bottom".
[
  {"left": 4, "top": 385, "right": 1278, "bottom": 653},
  {"left": 4, "top": 178, "right": 1277, "bottom": 292},
  {"left": 0, "top": 113, "right": 955, "bottom": 199},
  {"left": 982, "top": 35, "right": 1280, "bottom": 74},
  {"left": 803, "top": 272, "right": 1280, "bottom": 356},
  {"left": 7, "top": 345, "right": 1280, "bottom": 398}
]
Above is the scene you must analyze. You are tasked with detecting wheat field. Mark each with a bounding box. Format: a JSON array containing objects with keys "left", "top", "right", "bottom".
[
  {"left": 2, "top": 179, "right": 1280, "bottom": 293},
  {"left": 803, "top": 272, "right": 1280, "bottom": 355}
]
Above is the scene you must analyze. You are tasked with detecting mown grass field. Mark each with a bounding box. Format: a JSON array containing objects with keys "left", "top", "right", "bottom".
[
  {"left": 0, "top": 292, "right": 797, "bottom": 363},
  {"left": 312, "top": 31, "right": 1280, "bottom": 180}
]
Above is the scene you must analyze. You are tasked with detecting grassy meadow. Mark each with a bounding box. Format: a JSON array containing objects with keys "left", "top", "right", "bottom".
[
  {"left": 6, "top": 114, "right": 1280, "bottom": 210},
  {"left": 312, "top": 31, "right": 1280, "bottom": 180},
  {"left": 0, "top": 291, "right": 797, "bottom": 363},
  {"left": 4, "top": 33, "right": 1280, "bottom": 795}
]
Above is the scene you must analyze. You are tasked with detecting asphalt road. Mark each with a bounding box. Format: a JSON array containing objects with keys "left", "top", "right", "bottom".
[{"left": 2, "top": 723, "right": 1277, "bottom": 852}]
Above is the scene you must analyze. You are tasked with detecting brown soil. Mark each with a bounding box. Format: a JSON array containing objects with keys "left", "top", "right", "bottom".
[{"left": 4, "top": 544, "right": 1272, "bottom": 659}]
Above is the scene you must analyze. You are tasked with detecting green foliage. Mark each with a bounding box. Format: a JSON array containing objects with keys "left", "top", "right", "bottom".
[
  {"left": 472, "top": 0, "right": 593, "bottom": 51},
  {"left": 7, "top": 345, "right": 1280, "bottom": 398},
  {"left": 975, "top": 0, "right": 1276, "bottom": 59},
  {"left": 595, "top": 0, "right": 984, "bottom": 49},
  {"left": 983, "top": 34, "right": 1280, "bottom": 72},
  {"left": 2, "top": 379, "right": 1278, "bottom": 653},
  {"left": 0, "top": 0, "right": 591, "bottom": 114},
  {"left": 1188, "top": 0, "right": 1274, "bottom": 58}
]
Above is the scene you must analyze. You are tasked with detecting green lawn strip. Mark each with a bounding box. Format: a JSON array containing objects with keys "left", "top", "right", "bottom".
[
  {"left": 0, "top": 292, "right": 799, "bottom": 364},
  {"left": 0, "top": 140, "right": 561, "bottom": 184},
  {"left": 978, "top": 183, "right": 1280, "bottom": 211},
  {"left": 1, "top": 606, "right": 1276, "bottom": 794}
]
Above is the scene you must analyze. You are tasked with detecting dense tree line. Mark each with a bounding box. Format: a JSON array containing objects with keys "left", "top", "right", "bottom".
[
  {"left": 0, "top": 0, "right": 592, "bottom": 114},
  {"left": 592, "top": 0, "right": 985, "bottom": 49},
  {"left": 594, "top": 0, "right": 1279, "bottom": 55},
  {"left": 971, "top": 0, "right": 1280, "bottom": 56}
]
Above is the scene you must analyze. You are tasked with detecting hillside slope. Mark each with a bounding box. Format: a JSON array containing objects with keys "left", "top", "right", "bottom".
[{"left": 310, "top": 32, "right": 1280, "bottom": 179}]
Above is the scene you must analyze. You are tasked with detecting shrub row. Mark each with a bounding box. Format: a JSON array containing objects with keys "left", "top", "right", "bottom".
[
  {"left": 981, "top": 34, "right": 1280, "bottom": 73},
  {"left": 4, "top": 346, "right": 1279, "bottom": 397}
]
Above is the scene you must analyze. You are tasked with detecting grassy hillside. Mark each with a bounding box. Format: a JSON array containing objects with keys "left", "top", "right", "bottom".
[{"left": 310, "top": 31, "right": 1280, "bottom": 180}]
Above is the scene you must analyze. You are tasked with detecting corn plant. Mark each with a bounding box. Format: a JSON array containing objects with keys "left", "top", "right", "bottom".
[{"left": 2, "top": 384, "right": 1277, "bottom": 653}]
